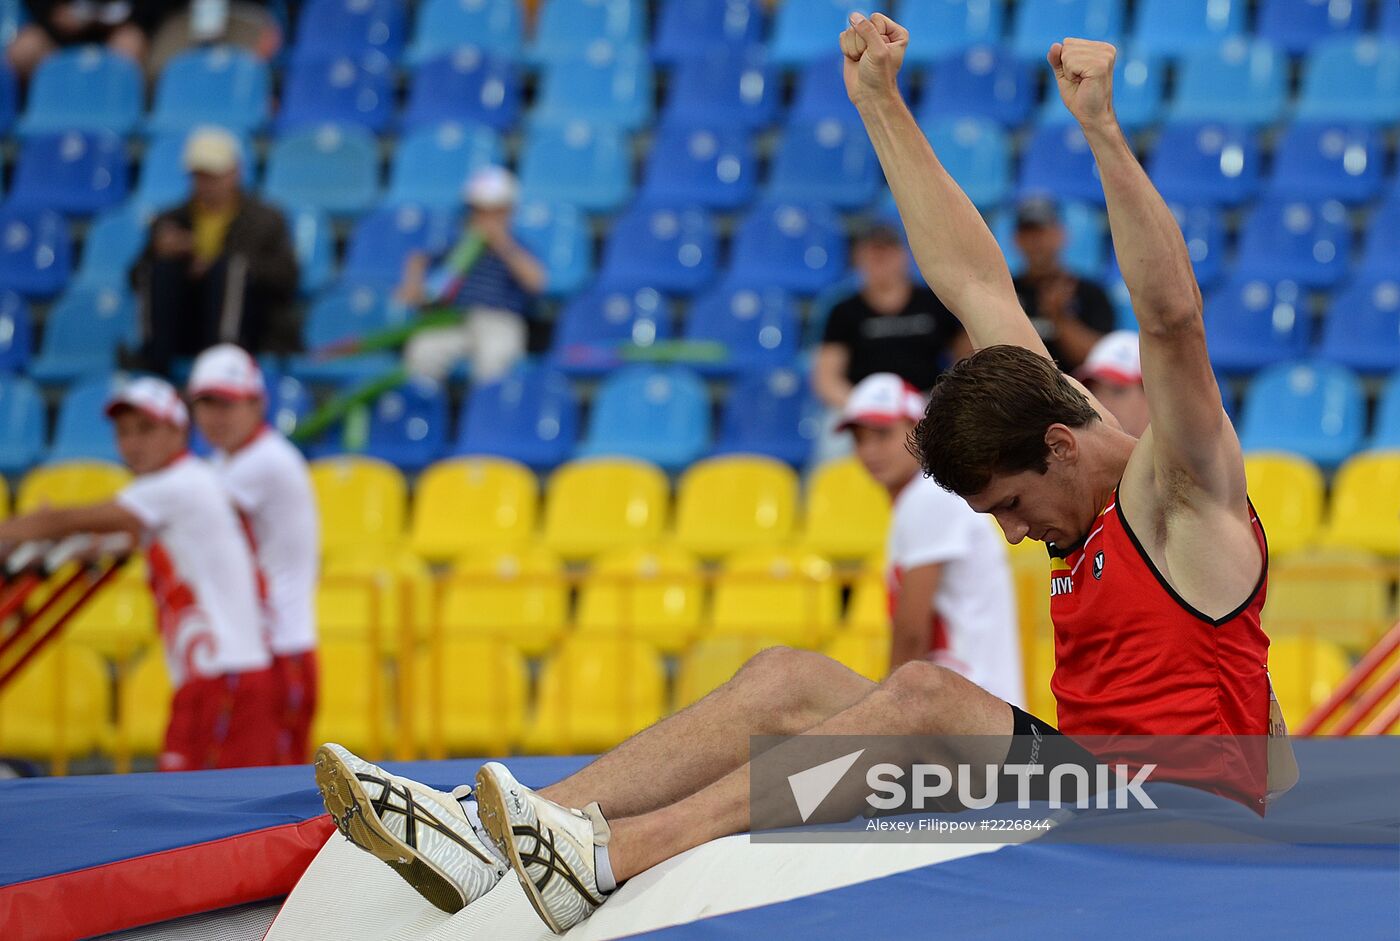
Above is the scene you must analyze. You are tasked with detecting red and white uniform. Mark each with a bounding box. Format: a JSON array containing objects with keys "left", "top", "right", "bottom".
[
  {"left": 887, "top": 475, "right": 1024, "bottom": 707},
  {"left": 1050, "top": 489, "right": 1271, "bottom": 808}
]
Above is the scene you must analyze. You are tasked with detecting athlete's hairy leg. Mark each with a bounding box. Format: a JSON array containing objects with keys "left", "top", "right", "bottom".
[
  {"left": 603, "top": 661, "right": 1014, "bottom": 881},
  {"left": 539, "top": 647, "right": 877, "bottom": 818}
]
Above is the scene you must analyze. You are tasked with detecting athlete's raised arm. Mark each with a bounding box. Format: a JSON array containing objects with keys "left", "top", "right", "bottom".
[
  {"left": 1050, "top": 40, "right": 1247, "bottom": 507},
  {"left": 841, "top": 13, "right": 1044, "bottom": 356}
]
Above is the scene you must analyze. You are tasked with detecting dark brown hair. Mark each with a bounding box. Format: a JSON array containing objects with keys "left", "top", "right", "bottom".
[{"left": 910, "top": 345, "right": 1100, "bottom": 496}]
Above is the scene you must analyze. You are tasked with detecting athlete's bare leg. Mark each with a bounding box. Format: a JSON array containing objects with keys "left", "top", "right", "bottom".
[{"left": 540, "top": 646, "right": 876, "bottom": 817}]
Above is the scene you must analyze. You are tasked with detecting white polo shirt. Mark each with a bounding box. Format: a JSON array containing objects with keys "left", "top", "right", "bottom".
[
  {"left": 117, "top": 454, "right": 271, "bottom": 687},
  {"left": 887, "top": 474, "right": 1025, "bottom": 707},
  {"left": 210, "top": 427, "right": 320, "bottom": 656}
]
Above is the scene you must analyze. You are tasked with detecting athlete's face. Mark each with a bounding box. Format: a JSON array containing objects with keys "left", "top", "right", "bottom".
[
  {"left": 113, "top": 409, "right": 186, "bottom": 475},
  {"left": 963, "top": 426, "right": 1097, "bottom": 547},
  {"left": 1086, "top": 379, "right": 1150, "bottom": 438},
  {"left": 852, "top": 419, "right": 921, "bottom": 493},
  {"left": 192, "top": 395, "right": 264, "bottom": 452}
]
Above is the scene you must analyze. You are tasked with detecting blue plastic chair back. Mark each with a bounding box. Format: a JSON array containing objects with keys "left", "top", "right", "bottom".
[
  {"left": 454, "top": 362, "right": 580, "bottom": 470},
  {"left": 265, "top": 371, "right": 313, "bottom": 437},
  {"left": 135, "top": 130, "right": 255, "bottom": 211},
  {"left": 1237, "top": 198, "right": 1351, "bottom": 289},
  {"left": 294, "top": 284, "right": 408, "bottom": 383},
  {"left": 364, "top": 378, "right": 448, "bottom": 471},
  {"left": 292, "top": 0, "right": 406, "bottom": 62},
  {"left": 49, "top": 374, "right": 122, "bottom": 464},
  {"left": 641, "top": 125, "right": 757, "bottom": 211},
  {"left": 1172, "top": 203, "right": 1227, "bottom": 290},
  {"left": 1385, "top": 1, "right": 1400, "bottom": 40},
  {"left": 532, "top": 46, "right": 654, "bottom": 131},
  {"left": 0, "top": 290, "right": 33, "bottom": 372},
  {"left": 1133, "top": 0, "right": 1246, "bottom": 56},
  {"left": 0, "top": 205, "right": 72, "bottom": 300},
  {"left": 683, "top": 284, "right": 798, "bottom": 377},
  {"left": 1270, "top": 123, "right": 1383, "bottom": 205},
  {"left": 578, "top": 365, "right": 711, "bottom": 471},
  {"left": 1297, "top": 38, "right": 1400, "bottom": 123},
  {"left": 387, "top": 122, "right": 504, "bottom": 209},
  {"left": 1318, "top": 277, "right": 1400, "bottom": 376},
  {"left": 29, "top": 286, "right": 137, "bottom": 385},
  {"left": 512, "top": 200, "right": 592, "bottom": 299},
  {"left": 10, "top": 131, "right": 128, "bottom": 217},
  {"left": 148, "top": 47, "right": 270, "bottom": 135},
  {"left": 1204, "top": 278, "right": 1312, "bottom": 375},
  {"left": 1258, "top": 0, "right": 1362, "bottom": 55},
  {"left": 1011, "top": 0, "right": 1122, "bottom": 58},
  {"left": 920, "top": 118, "right": 1011, "bottom": 208},
  {"left": 767, "top": 118, "right": 880, "bottom": 211},
  {"left": 895, "top": 0, "right": 1004, "bottom": 65},
  {"left": 20, "top": 46, "right": 142, "bottom": 136},
  {"left": 654, "top": 0, "right": 764, "bottom": 65},
  {"left": 1170, "top": 39, "right": 1287, "bottom": 126},
  {"left": 1038, "top": 49, "right": 1163, "bottom": 130},
  {"left": 0, "top": 60, "right": 15, "bottom": 135},
  {"left": 918, "top": 46, "right": 1036, "bottom": 127},
  {"left": 728, "top": 202, "right": 848, "bottom": 297},
  {"left": 277, "top": 54, "right": 394, "bottom": 133},
  {"left": 771, "top": 0, "right": 862, "bottom": 67},
  {"left": 75, "top": 204, "right": 151, "bottom": 289},
  {"left": 663, "top": 48, "right": 778, "bottom": 129},
  {"left": 264, "top": 124, "right": 381, "bottom": 217},
  {"left": 598, "top": 204, "right": 718, "bottom": 296},
  {"left": 344, "top": 204, "right": 459, "bottom": 286},
  {"left": 712, "top": 368, "right": 815, "bottom": 467},
  {"left": 529, "top": 0, "right": 646, "bottom": 63},
  {"left": 403, "top": 48, "right": 522, "bottom": 132},
  {"left": 1018, "top": 123, "right": 1103, "bottom": 205},
  {"left": 1239, "top": 361, "right": 1365, "bottom": 469},
  {"left": 518, "top": 122, "right": 631, "bottom": 214},
  {"left": 0, "top": 373, "right": 44, "bottom": 474},
  {"left": 278, "top": 205, "right": 337, "bottom": 296},
  {"left": 1360, "top": 191, "right": 1400, "bottom": 278},
  {"left": 409, "top": 0, "right": 523, "bottom": 64},
  {"left": 994, "top": 200, "right": 1105, "bottom": 278},
  {"left": 552, "top": 285, "right": 674, "bottom": 376},
  {"left": 1372, "top": 372, "right": 1400, "bottom": 449},
  {"left": 1148, "top": 123, "right": 1261, "bottom": 208}
]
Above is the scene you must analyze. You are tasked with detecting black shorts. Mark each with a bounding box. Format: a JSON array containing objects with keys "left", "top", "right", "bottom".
[{"left": 1001, "top": 705, "right": 1100, "bottom": 805}]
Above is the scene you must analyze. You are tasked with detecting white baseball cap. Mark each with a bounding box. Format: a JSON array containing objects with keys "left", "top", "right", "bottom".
[
  {"left": 182, "top": 126, "right": 242, "bottom": 175},
  {"left": 463, "top": 165, "right": 519, "bottom": 209},
  {"left": 1077, "top": 330, "right": 1143, "bottom": 386},
  {"left": 837, "top": 373, "right": 926, "bottom": 432},
  {"left": 187, "top": 344, "right": 267, "bottom": 400},
  {"left": 104, "top": 376, "right": 189, "bottom": 429}
]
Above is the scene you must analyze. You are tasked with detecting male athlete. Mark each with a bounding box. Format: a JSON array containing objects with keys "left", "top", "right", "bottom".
[
  {"left": 188, "top": 344, "right": 320, "bottom": 764},
  {"left": 0, "top": 377, "right": 277, "bottom": 770},
  {"left": 314, "top": 17, "right": 1287, "bottom": 934}
]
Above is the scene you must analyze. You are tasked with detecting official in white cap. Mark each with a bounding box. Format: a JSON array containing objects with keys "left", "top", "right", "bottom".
[
  {"left": 189, "top": 344, "right": 320, "bottom": 764},
  {"left": 0, "top": 375, "right": 277, "bottom": 771},
  {"left": 1077, "top": 330, "right": 1148, "bottom": 437},
  {"left": 394, "top": 164, "right": 547, "bottom": 384},
  {"left": 840, "top": 373, "right": 1023, "bottom": 705}
]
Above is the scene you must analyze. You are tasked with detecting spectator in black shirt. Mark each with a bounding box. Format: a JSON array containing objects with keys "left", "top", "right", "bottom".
[{"left": 1010, "top": 196, "right": 1116, "bottom": 372}]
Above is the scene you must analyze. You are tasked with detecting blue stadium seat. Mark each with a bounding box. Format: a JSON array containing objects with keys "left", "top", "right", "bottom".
[
  {"left": 343, "top": 204, "right": 459, "bottom": 287},
  {"left": 727, "top": 202, "right": 848, "bottom": 297},
  {"left": 292, "top": 285, "right": 409, "bottom": 383},
  {"left": 29, "top": 286, "right": 137, "bottom": 386},
  {"left": 1257, "top": 0, "right": 1363, "bottom": 55},
  {"left": 1204, "top": 278, "right": 1311, "bottom": 375},
  {"left": 1239, "top": 361, "right": 1365, "bottom": 469},
  {"left": 1018, "top": 123, "right": 1103, "bottom": 204},
  {"left": 682, "top": 284, "right": 799, "bottom": 377},
  {"left": 276, "top": 54, "right": 394, "bottom": 133},
  {"left": 386, "top": 123, "right": 504, "bottom": 209},
  {"left": 512, "top": 200, "right": 592, "bottom": 298},
  {"left": 529, "top": 0, "right": 647, "bottom": 64},
  {"left": 532, "top": 46, "right": 654, "bottom": 132},
  {"left": 409, "top": 0, "right": 523, "bottom": 64},
  {"left": 577, "top": 365, "right": 711, "bottom": 471},
  {"left": 9, "top": 131, "right": 128, "bottom": 217},
  {"left": 663, "top": 49, "right": 778, "bottom": 130},
  {"left": 551, "top": 286, "right": 674, "bottom": 376},
  {"left": 518, "top": 122, "right": 631, "bottom": 214},
  {"left": 1359, "top": 191, "right": 1400, "bottom": 278},
  {"left": 0, "top": 291, "right": 32, "bottom": 373},
  {"left": 0, "top": 60, "right": 14, "bottom": 135},
  {"left": 918, "top": 46, "right": 1036, "bottom": 127},
  {"left": 896, "top": 0, "right": 1005, "bottom": 65},
  {"left": 1236, "top": 198, "right": 1351, "bottom": 289},
  {"left": 921, "top": 117, "right": 1011, "bottom": 208},
  {"left": 280, "top": 205, "right": 337, "bottom": 296},
  {"left": 1385, "top": 0, "right": 1400, "bottom": 40},
  {"left": 771, "top": 0, "right": 858, "bottom": 67},
  {"left": 597, "top": 204, "right": 719, "bottom": 296},
  {"left": 1372, "top": 372, "right": 1400, "bottom": 449},
  {"left": 1011, "top": 0, "right": 1124, "bottom": 59},
  {"left": 711, "top": 368, "right": 816, "bottom": 466},
  {"left": 1132, "top": 0, "right": 1245, "bottom": 56},
  {"left": 18, "top": 47, "right": 142, "bottom": 136},
  {"left": 0, "top": 374, "right": 44, "bottom": 474},
  {"left": 1317, "top": 278, "right": 1400, "bottom": 376},
  {"left": 147, "top": 47, "right": 270, "bottom": 136},
  {"left": 49, "top": 374, "right": 121, "bottom": 464},
  {"left": 74, "top": 204, "right": 151, "bottom": 290},
  {"left": 1172, "top": 203, "right": 1227, "bottom": 290},
  {"left": 654, "top": 0, "right": 764, "bottom": 65},
  {"left": 264, "top": 124, "right": 380, "bottom": 217},
  {"left": 640, "top": 125, "right": 757, "bottom": 211},
  {"left": 135, "top": 131, "right": 255, "bottom": 211},
  {"left": 1269, "top": 123, "right": 1384, "bottom": 205},
  {"left": 364, "top": 379, "right": 449, "bottom": 472},
  {"left": 402, "top": 49, "right": 522, "bottom": 133},
  {"left": 453, "top": 362, "right": 580, "bottom": 470},
  {"left": 1297, "top": 37, "right": 1400, "bottom": 123},
  {"left": 767, "top": 118, "right": 881, "bottom": 210},
  {"left": 291, "top": 0, "right": 406, "bottom": 63},
  {"left": 994, "top": 201, "right": 1105, "bottom": 277},
  {"left": 1169, "top": 39, "right": 1287, "bottom": 126},
  {"left": 1037, "top": 49, "right": 1164, "bottom": 131},
  {"left": 264, "top": 370, "right": 313, "bottom": 437},
  {"left": 0, "top": 205, "right": 71, "bottom": 300},
  {"left": 1148, "top": 123, "right": 1261, "bottom": 208}
]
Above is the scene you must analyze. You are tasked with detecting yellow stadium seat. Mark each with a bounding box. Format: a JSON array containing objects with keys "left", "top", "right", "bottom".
[
  {"left": 845, "top": 573, "right": 889, "bottom": 634},
  {"left": 1321, "top": 450, "right": 1400, "bottom": 556},
  {"left": 17, "top": 460, "right": 130, "bottom": 512},
  {"left": 310, "top": 639, "right": 396, "bottom": 757},
  {"left": 66, "top": 561, "right": 154, "bottom": 659},
  {"left": 521, "top": 637, "right": 667, "bottom": 754},
  {"left": 1243, "top": 452, "right": 1325, "bottom": 557},
  {"left": 824, "top": 629, "right": 890, "bottom": 682},
  {"left": 1268, "top": 636, "right": 1352, "bottom": 725},
  {"left": 1005, "top": 536, "right": 1053, "bottom": 641},
  {"left": 310, "top": 457, "right": 407, "bottom": 557},
  {"left": 414, "top": 639, "right": 530, "bottom": 756},
  {"left": 1025, "top": 635, "right": 1058, "bottom": 722},
  {"left": 0, "top": 474, "right": 8, "bottom": 520},
  {"left": 318, "top": 549, "right": 433, "bottom": 650},
  {"left": 0, "top": 643, "right": 110, "bottom": 757},
  {"left": 441, "top": 546, "right": 568, "bottom": 655},
  {"left": 708, "top": 548, "right": 840, "bottom": 648},
  {"left": 801, "top": 457, "right": 891, "bottom": 561},
  {"left": 542, "top": 459, "right": 668, "bottom": 560},
  {"left": 674, "top": 456, "right": 797, "bottom": 559},
  {"left": 673, "top": 635, "right": 786, "bottom": 709},
  {"left": 575, "top": 545, "right": 704, "bottom": 653},
  {"left": 113, "top": 649, "right": 173, "bottom": 757},
  {"left": 410, "top": 458, "right": 538, "bottom": 562},
  {"left": 1262, "top": 548, "right": 1393, "bottom": 648}
]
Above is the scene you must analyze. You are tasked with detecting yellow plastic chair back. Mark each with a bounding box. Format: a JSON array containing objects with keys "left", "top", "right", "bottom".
[
  {"left": 845, "top": 572, "right": 890, "bottom": 634},
  {"left": 673, "top": 456, "right": 797, "bottom": 559},
  {"left": 673, "top": 635, "right": 786, "bottom": 709},
  {"left": 441, "top": 546, "right": 568, "bottom": 655},
  {"left": 318, "top": 548, "right": 433, "bottom": 650},
  {"left": 66, "top": 560, "right": 154, "bottom": 659},
  {"left": 114, "top": 649, "right": 173, "bottom": 757},
  {"left": 1268, "top": 636, "right": 1352, "bottom": 724},
  {"left": 802, "top": 457, "right": 891, "bottom": 561},
  {"left": 709, "top": 547, "right": 839, "bottom": 647},
  {"left": 310, "top": 639, "right": 396, "bottom": 757},
  {"left": 414, "top": 639, "right": 530, "bottom": 757},
  {"left": 310, "top": 456, "right": 407, "bottom": 557},
  {"left": 522, "top": 636, "right": 667, "bottom": 754},
  {"left": 0, "top": 643, "right": 109, "bottom": 757},
  {"left": 575, "top": 544, "right": 704, "bottom": 653},
  {"left": 542, "top": 458, "right": 669, "bottom": 560},
  {"left": 410, "top": 458, "right": 538, "bottom": 562},
  {"left": 1321, "top": 450, "right": 1400, "bottom": 556},
  {"left": 17, "top": 460, "right": 130, "bottom": 512},
  {"left": 1243, "top": 452, "right": 1325, "bottom": 557},
  {"left": 1262, "top": 548, "right": 1393, "bottom": 648},
  {"left": 823, "top": 629, "right": 890, "bottom": 682}
]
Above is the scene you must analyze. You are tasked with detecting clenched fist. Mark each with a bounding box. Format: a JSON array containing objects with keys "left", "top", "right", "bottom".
[
  {"left": 1049, "top": 39, "right": 1117, "bottom": 130},
  {"left": 840, "top": 11, "right": 908, "bottom": 108}
]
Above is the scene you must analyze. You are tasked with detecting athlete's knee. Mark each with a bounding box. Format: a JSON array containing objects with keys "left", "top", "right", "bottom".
[
  {"left": 881, "top": 659, "right": 959, "bottom": 708},
  {"left": 734, "top": 646, "right": 869, "bottom": 732}
]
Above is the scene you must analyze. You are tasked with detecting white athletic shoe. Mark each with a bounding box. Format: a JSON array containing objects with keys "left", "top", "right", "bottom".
[
  {"left": 474, "top": 760, "right": 612, "bottom": 935},
  {"left": 314, "top": 743, "right": 506, "bottom": 914}
]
